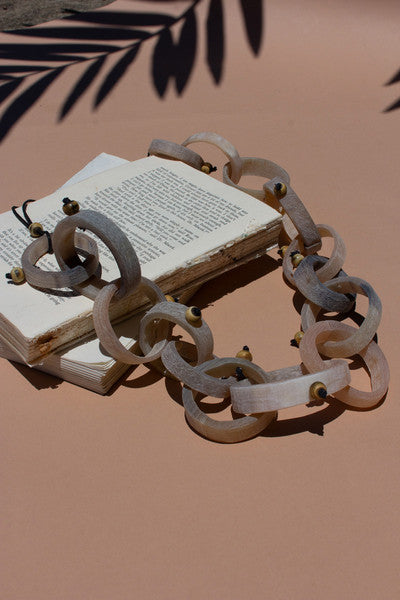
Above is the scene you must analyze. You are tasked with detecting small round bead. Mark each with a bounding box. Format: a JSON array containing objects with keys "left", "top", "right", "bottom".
[
  {"left": 201, "top": 162, "right": 212, "bottom": 174},
  {"left": 274, "top": 182, "right": 287, "bottom": 199},
  {"left": 278, "top": 245, "right": 289, "bottom": 257},
  {"left": 309, "top": 381, "right": 328, "bottom": 401},
  {"left": 291, "top": 252, "right": 304, "bottom": 268},
  {"left": 10, "top": 267, "right": 25, "bottom": 284},
  {"left": 236, "top": 346, "right": 253, "bottom": 361},
  {"left": 28, "top": 222, "right": 43, "bottom": 238},
  {"left": 294, "top": 331, "right": 304, "bottom": 346},
  {"left": 185, "top": 306, "right": 202, "bottom": 324},
  {"left": 62, "top": 199, "right": 80, "bottom": 216}
]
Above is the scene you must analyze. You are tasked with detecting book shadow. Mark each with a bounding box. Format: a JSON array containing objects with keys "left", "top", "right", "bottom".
[
  {"left": 188, "top": 253, "right": 279, "bottom": 308},
  {"left": 9, "top": 360, "right": 63, "bottom": 389}
]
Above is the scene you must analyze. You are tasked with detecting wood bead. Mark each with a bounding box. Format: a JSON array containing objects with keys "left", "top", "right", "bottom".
[
  {"left": 21, "top": 231, "right": 99, "bottom": 289},
  {"left": 294, "top": 331, "right": 304, "bottom": 346},
  {"left": 185, "top": 306, "right": 202, "bottom": 324},
  {"left": 274, "top": 182, "right": 287, "bottom": 199},
  {"left": 182, "top": 132, "right": 242, "bottom": 183},
  {"left": 28, "top": 222, "right": 43, "bottom": 238},
  {"left": 282, "top": 224, "right": 346, "bottom": 287},
  {"left": 200, "top": 162, "right": 212, "bottom": 174},
  {"left": 236, "top": 346, "right": 253, "bottom": 361},
  {"left": 299, "top": 321, "right": 390, "bottom": 408},
  {"left": 230, "top": 359, "right": 350, "bottom": 414},
  {"left": 10, "top": 266, "right": 25, "bottom": 284},
  {"left": 52, "top": 209, "right": 142, "bottom": 300},
  {"left": 309, "top": 381, "right": 327, "bottom": 401},
  {"left": 182, "top": 357, "right": 277, "bottom": 443},
  {"left": 62, "top": 198, "right": 80, "bottom": 216},
  {"left": 223, "top": 156, "right": 290, "bottom": 202},
  {"left": 291, "top": 252, "right": 304, "bottom": 267},
  {"left": 301, "top": 276, "right": 382, "bottom": 357},
  {"left": 147, "top": 139, "right": 204, "bottom": 170},
  {"left": 92, "top": 278, "right": 170, "bottom": 365}
]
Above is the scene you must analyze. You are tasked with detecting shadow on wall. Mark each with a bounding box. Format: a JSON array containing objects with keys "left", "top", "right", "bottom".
[
  {"left": 384, "top": 67, "right": 400, "bottom": 112},
  {"left": 0, "top": 0, "right": 264, "bottom": 142}
]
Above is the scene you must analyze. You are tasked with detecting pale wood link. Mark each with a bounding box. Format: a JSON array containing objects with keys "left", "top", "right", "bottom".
[
  {"left": 52, "top": 209, "right": 142, "bottom": 301},
  {"left": 299, "top": 321, "right": 389, "bottom": 408},
  {"left": 22, "top": 231, "right": 99, "bottom": 289}
]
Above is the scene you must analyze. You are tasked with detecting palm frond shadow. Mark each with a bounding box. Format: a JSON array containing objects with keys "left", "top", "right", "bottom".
[
  {"left": 383, "top": 67, "right": 400, "bottom": 112},
  {"left": 0, "top": 0, "right": 264, "bottom": 143}
]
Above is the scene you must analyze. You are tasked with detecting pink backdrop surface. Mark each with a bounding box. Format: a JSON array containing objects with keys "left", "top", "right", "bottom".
[{"left": 0, "top": 1, "right": 399, "bottom": 598}]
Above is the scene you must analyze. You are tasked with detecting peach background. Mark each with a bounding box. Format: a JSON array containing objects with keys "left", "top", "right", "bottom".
[{"left": 1, "top": 1, "right": 399, "bottom": 598}]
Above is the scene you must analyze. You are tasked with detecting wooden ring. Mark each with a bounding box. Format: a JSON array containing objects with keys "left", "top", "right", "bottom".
[
  {"left": 230, "top": 360, "right": 350, "bottom": 414},
  {"left": 301, "top": 276, "right": 382, "bottom": 357},
  {"left": 299, "top": 321, "right": 390, "bottom": 408},
  {"left": 223, "top": 157, "right": 320, "bottom": 253},
  {"left": 181, "top": 132, "right": 242, "bottom": 183},
  {"left": 52, "top": 209, "right": 142, "bottom": 300},
  {"left": 294, "top": 255, "right": 354, "bottom": 313},
  {"left": 139, "top": 301, "right": 214, "bottom": 369},
  {"left": 21, "top": 231, "right": 99, "bottom": 289},
  {"left": 93, "top": 278, "right": 170, "bottom": 364},
  {"left": 161, "top": 341, "right": 236, "bottom": 397},
  {"left": 263, "top": 178, "right": 322, "bottom": 254},
  {"left": 223, "top": 156, "right": 290, "bottom": 201},
  {"left": 147, "top": 139, "right": 204, "bottom": 170},
  {"left": 282, "top": 223, "right": 346, "bottom": 286},
  {"left": 182, "top": 357, "right": 277, "bottom": 443}
]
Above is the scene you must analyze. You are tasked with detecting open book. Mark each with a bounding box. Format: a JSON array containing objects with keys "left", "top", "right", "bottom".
[{"left": 0, "top": 152, "right": 282, "bottom": 369}]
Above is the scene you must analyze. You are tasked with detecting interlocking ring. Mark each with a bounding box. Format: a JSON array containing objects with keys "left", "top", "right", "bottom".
[
  {"left": 93, "top": 278, "right": 170, "bottom": 364},
  {"left": 52, "top": 209, "right": 142, "bottom": 300},
  {"left": 300, "top": 276, "right": 382, "bottom": 357},
  {"left": 148, "top": 139, "right": 204, "bottom": 170},
  {"left": 294, "top": 255, "right": 354, "bottom": 313},
  {"left": 139, "top": 301, "right": 214, "bottom": 370},
  {"left": 282, "top": 224, "right": 346, "bottom": 286},
  {"left": 182, "top": 357, "right": 277, "bottom": 443},
  {"left": 161, "top": 340, "right": 236, "bottom": 397},
  {"left": 230, "top": 360, "right": 351, "bottom": 413},
  {"left": 181, "top": 132, "right": 242, "bottom": 182},
  {"left": 299, "top": 320, "right": 389, "bottom": 408},
  {"left": 21, "top": 231, "right": 99, "bottom": 289}
]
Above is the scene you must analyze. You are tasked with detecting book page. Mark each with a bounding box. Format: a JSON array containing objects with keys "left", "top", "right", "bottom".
[{"left": 0, "top": 156, "right": 280, "bottom": 339}]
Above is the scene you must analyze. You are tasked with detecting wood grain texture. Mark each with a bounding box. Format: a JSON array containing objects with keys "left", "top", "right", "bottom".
[
  {"left": 264, "top": 178, "right": 321, "bottom": 254},
  {"left": 230, "top": 360, "right": 350, "bottom": 413},
  {"left": 300, "top": 276, "right": 382, "bottom": 357},
  {"left": 181, "top": 132, "right": 242, "bottom": 183},
  {"left": 92, "top": 278, "right": 169, "bottom": 365},
  {"left": 282, "top": 223, "right": 346, "bottom": 286},
  {"left": 300, "top": 321, "right": 390, "bottom": 408},
  {"left": 148, "top": 139, "right": 204, "bottom": 170},
  {"left": 21, "top": 231, "right": 99, "bottom": 289},
  {"left": 294, "top": 255, "right": 354, "bottom": 313},
  {"left": 182, "top": 357, "right": 277, "bottom": 443},
  {"left": 52, "top": 209, "right": 142, "bottom": 300},
  {"left": 161, "top": 340, "right": 236, "bottom": 397},
  {"left": 223, "top": 156, "right": 290, "bottom": 201}
]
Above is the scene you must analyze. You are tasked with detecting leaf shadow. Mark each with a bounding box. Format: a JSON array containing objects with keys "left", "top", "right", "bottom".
[
  {"left": 383, "top": 67, "right": 400, "bottom": 113},
  {"left": 0, "top": 0, "right": 265, "bottom": 142}
]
